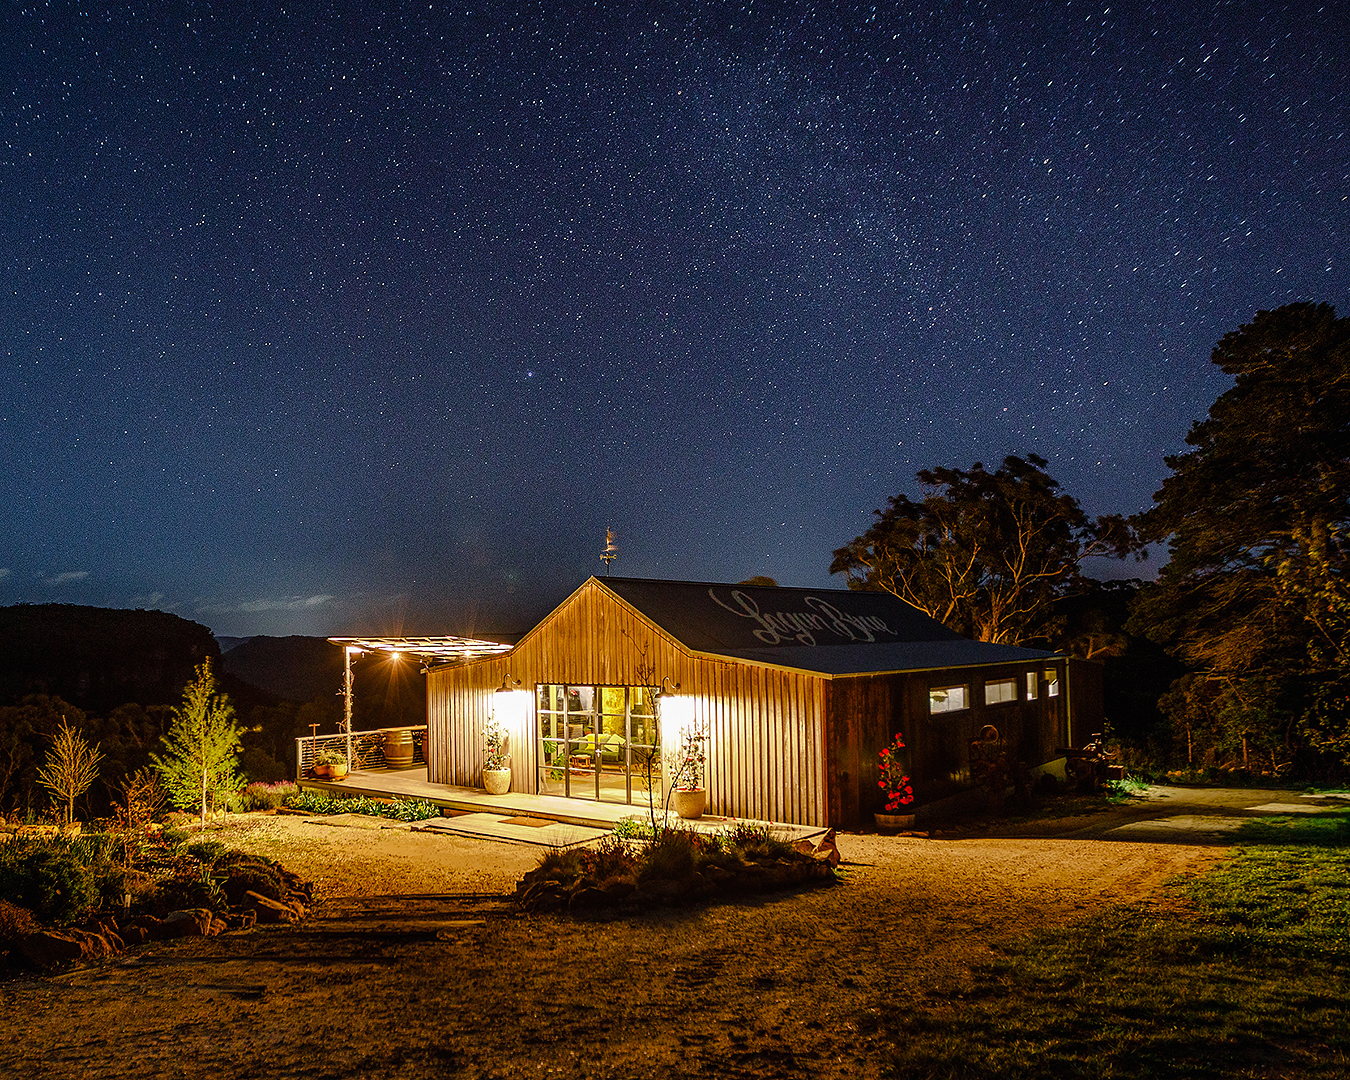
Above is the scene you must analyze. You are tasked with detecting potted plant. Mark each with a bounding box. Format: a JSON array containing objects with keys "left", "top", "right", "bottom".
[
  {"left": 875, "top": 731, "right": 914, "bottom": 830},
  {"left": 483, "top": 717, "right": 511, "bottom": 795},
  {"left": 669, "top": 724, "right": 708, "bottom": 820},
  {"left": 313, "top": 749, "right": 348, "bottom": 781}
]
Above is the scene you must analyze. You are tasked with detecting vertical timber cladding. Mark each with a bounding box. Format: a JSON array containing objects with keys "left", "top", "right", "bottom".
[
  {"left": 824, "top": 663, "right": 1075, "bottom": 827},
  {"left": 428, "top": 579, "right": 830, "bottom": 826}
]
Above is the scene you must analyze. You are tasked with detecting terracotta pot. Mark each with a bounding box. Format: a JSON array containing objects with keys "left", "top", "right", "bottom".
[
  {"left": 313, "top": 763, "right": 348, "bottom": 781},
  {"left": 483, "top": 768, "right": 511, "bottom": 795},
  {"left": 673, "top": 788, "right": 707, "bottom": 820},
  {"left": 874, "top": 811, "right": 915, "bottom": 832}
]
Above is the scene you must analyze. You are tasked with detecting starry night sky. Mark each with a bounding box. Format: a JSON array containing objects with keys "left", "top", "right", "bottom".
[{"left": 2, "top": 2, "right": 1347, "bottom": 638}]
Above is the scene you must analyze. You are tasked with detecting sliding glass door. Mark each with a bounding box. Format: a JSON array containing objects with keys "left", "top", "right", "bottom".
[{"left": 536, "top": 684, "right": 660, "bottom": 806}]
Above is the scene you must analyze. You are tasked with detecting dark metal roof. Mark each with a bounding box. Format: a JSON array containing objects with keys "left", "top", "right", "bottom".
[
  {"left": 718, "top": 639, "right": 1056, "bottom": 676},
  {"left": 595, "top": 577, "right": 1056, "bottom": 676}
]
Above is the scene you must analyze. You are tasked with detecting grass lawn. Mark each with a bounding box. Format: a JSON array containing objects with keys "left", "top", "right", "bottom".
[{"left": 887, "top": 811, "right": 1350, "bottom": 1078}]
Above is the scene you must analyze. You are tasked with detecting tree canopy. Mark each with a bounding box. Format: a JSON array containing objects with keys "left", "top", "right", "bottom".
[
  {"left": 831, "top": 454, "right": 1139, "bottom": 645},
  {"left": 1130, "top": 302, "right": 1350, "bottom": 767}
]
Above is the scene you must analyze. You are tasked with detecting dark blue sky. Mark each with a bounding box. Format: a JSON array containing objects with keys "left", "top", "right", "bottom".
[{"left": 2, "top": 1, "right": 1346, "bottom": 637}]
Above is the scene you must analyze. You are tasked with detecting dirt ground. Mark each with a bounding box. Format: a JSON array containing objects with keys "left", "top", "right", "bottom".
[{"left": 0, "top": 792, "right": 1253, "bottom": 1080}]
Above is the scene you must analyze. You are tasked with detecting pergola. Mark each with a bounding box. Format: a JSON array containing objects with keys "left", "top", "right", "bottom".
[
  {"left": 326, "top": 636, "right": 516, "bottom": 755},
  {"left": 327, "top": 635, "right": 514, "bottom": 666}
]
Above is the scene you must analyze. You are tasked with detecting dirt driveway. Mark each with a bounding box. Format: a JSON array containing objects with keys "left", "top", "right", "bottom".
[{"left": 0, "top": 787, "right": 1311, "bottom": 1080}]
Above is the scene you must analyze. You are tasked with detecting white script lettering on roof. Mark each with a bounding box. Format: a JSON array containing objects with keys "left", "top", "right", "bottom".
[{"left": 707, "top": 589, "right": 897, "bottom": 646}]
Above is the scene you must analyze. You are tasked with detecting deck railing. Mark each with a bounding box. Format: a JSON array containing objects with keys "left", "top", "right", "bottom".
[{"left": 295, "top": 725, "right": 427, "bottom": 779}]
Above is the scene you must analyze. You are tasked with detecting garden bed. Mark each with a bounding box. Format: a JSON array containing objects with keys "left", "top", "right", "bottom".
[{"left": 514, "top": 823, "right": 840, "bottom": 913}]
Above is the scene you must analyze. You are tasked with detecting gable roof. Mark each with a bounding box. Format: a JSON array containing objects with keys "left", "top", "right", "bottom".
[{"left": 594, "top": 577, "right": 1056, "bottom": 676}]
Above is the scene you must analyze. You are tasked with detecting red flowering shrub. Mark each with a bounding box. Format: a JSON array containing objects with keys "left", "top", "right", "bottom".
[{"left": 877, "top": 732, "right": 915, "bottom": 812}]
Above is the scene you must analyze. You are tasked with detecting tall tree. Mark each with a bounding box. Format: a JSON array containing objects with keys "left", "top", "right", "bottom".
[
  {"left": 1130, "top": 302, "right": 1350, "bottom": 768},
  {"left": 152, "top": 659, "right": 244, "bottom": 827},
  {"left": 831, "top": 454, "right": 1138, "bottom": 645}
]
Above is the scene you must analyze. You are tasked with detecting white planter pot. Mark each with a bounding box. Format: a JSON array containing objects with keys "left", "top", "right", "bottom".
[
  {"left": 673, "top": 788, "right": 707, "bottom": 820},
  {"left": 483, "top": 768, "right": 511, "bottom": 795}
]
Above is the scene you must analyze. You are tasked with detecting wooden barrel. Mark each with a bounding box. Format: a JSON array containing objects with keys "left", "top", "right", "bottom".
[{"left": 382, "top": 729, "right": 415, "bottom": 768}]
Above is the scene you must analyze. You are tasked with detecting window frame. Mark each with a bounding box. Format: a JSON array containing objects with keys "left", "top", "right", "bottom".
[
  {"left": 983, "top": 677, "right": 1018, "bottom": 706},
  {"left": 928, "top": 684, "right": 969, "bottom": 715}
]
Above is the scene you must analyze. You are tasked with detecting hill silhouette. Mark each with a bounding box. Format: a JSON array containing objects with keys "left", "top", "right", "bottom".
[{"left": 0, "top": 603, "right": 220, "bottom": 713}]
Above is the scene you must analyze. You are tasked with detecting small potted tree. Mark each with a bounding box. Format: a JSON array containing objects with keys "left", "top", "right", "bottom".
[
  {"left": 482, "top": 718, "right": 511, "bottom": 795},
  {"left": 669, "top": 724, "right": 708, "bottom": 820},
  {"left": 313, "top": 748, "right": 348, "bottom": 781},
  {"left": 874, "top": 731, "right": 915, "bottom": 831}
]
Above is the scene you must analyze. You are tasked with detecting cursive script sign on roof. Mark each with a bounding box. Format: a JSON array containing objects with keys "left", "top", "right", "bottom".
[{"left": 707, "top": 588, "right": 898, "bottom": 646}]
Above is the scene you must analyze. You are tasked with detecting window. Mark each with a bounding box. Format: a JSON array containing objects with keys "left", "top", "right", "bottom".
[
  {"left": 1026, "top": 672, "right": 1038, "bottom": 700},
  {"left": 929, "top": 685, "right": 968, "bottom": 714},
  {"left": 1044, "top": 668, "right": 1060, "bottom": 697},
  {"left": 984, "top": 678, "right": 1017, "bottom": 705}
]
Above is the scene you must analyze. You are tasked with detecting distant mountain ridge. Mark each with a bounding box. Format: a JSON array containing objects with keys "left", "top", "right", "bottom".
[
  {"left": 220, "top": 636, "right": 344, "bottom": 703},
  {"left": 0, "top": 603, "right": 219, "bottom": 712}
]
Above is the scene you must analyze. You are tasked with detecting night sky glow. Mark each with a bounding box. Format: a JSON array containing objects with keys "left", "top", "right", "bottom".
[{"left": 2, "top": 2, "right": 1347, "bottom": 637}]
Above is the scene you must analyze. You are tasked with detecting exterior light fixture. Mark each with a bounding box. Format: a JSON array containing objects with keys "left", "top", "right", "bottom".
[{"left": 655, "top": 676, "right": 681, "bottom": 699}]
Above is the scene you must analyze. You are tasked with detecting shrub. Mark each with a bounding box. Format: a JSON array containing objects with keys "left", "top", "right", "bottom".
[
  {"left": 612, "top": 817, "right": 655, "bottom": 840},
  {"left": 639, "top": 827, "right": 699, "bottom": 883},
  {"left": 233, "top": 781, "right": 299, "bottom": 812},
  {"left": 583, "top": 835, "right": 638, "bottom": 882},
  {"left": 185, "top": 839, "right": 228, "bottom": 864},
  {"left": 152, "top": 861, "right": 226, "bottom": 914},
  {"left": 216, "top": 853, "right": 287, "bottom": 905},
  {"left": 721, "top": 821, "right": 794, "bottom": 862},
  {"left": 0, "top": 836, "right": 106, "bottom": 925},
  {"left": 535, "top": 847, "right": 586, "bottom": 882},
  {"left": 283, "top": 791, "right": 440, "bottom": 821}
]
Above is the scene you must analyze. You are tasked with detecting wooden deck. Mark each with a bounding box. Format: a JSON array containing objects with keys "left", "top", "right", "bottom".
[{"left": 299, "top": 767, "right": 828, "bottom": 843}]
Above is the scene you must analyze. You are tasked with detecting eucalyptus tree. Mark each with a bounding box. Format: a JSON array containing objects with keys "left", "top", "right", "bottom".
[{"left": 831, "top": 454, "right": 1139, "bottom": 646}]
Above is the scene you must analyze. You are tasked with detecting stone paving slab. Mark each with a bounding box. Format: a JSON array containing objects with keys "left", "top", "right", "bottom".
[
  {"left": 413, "top": 813, "right": 609, "bottom": 848},
  {"left": 1107, "top": 814, "right": 1250, "bottom": 838},
  {"left": 1247, "top": 802, "right": 1342, "bottom": 814}
]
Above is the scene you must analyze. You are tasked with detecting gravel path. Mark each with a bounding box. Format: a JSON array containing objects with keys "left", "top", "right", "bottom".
[{"left": 0, "top": 801, "right": 1228, "bottom": 1080}]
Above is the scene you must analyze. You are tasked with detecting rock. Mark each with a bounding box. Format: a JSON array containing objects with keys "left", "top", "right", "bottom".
[
  {"left": 813, "top": 828, "right": 841, "bottom": 867},
  {"left": 85, "top": 913, "right": 120, "bottom": 936},
  {"left": 120, "top": 924, "right": 149, "bottom": 946},
  {"left": 19, "top": 931, "right": 86, "bottom": 967},
  {"left": 241, "top": 890, "right": 300, "bottom": 924},
  {"left": 208, "top": 918, "right": 228, "bottom": 936},
  {"left": 226, "top": 910, "right": 257, "bottom": 932},
  {"left": 18, "top": 928, "right": 121, "bottom": 968},
  {"left": 598, "top": 877, "right": 637, "bottom": 900},
  {"left": 162, "top": 909, "right": 214, "bottom": 937},
  {"left": 567, "top": 886, "right": 608, "bottom": 911},
  {"left": 128, "top": 915, "right": 165, "bottom": 940}
]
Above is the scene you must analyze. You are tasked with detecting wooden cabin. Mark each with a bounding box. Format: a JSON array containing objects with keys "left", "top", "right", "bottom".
[{"left": 425, "top": 577, "right": 1098, "bottom": 828}]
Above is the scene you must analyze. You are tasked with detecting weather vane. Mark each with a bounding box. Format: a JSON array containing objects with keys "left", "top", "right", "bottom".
[{"left": 600, "top": 528, "right": 618, "bottom": 576}]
